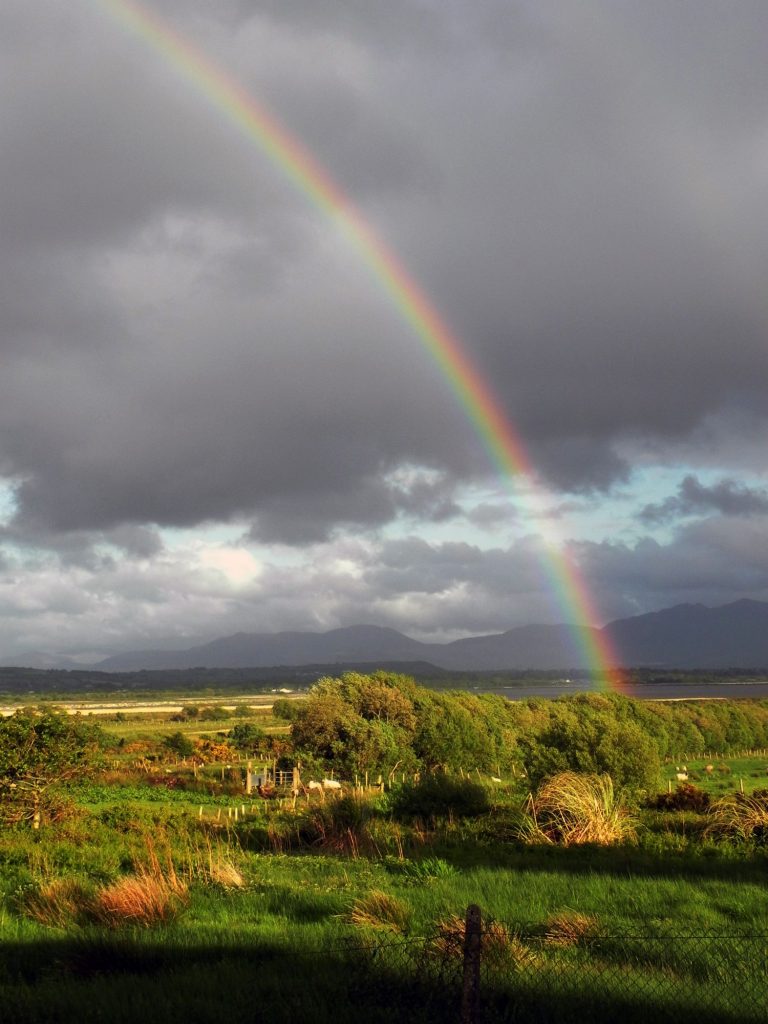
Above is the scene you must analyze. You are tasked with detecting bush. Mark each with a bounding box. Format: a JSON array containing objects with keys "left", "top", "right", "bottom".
[
  {"left": 296, "top": 794, "right": 382, "bottom": 857},
  {"left": 390, "top": 773, "right": 489, "bottom": 821},
  {"left": 650, "top": 783, "right": 711, "bottom": 812}
]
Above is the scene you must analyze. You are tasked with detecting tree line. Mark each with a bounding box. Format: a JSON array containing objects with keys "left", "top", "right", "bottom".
[{"left": 276, "top": 671, "right": 768, "bottom": 790}]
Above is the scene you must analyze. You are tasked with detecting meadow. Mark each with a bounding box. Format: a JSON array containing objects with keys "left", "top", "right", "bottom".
[{"left": 1, "top": 678, "right": 768, "bottom": 1022}]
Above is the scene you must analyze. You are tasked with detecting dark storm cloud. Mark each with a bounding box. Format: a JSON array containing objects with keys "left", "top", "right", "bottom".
[
  {"left": 2, "top": 0, "right": 768, "bottom": 551},
  {"left": 247, "top": 470, "right": 460, "bottom": 544},
  {"left": 639, "top": 475, "right": 768, "bottom": 524}
]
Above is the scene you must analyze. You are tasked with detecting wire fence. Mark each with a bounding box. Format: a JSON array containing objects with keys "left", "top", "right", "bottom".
[{"left": 315, "top": 909, "right": 768, "bottom": 1023}]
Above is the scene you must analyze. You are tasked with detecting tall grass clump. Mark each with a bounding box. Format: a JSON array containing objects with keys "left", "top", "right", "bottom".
[
  {"left": 544, "top": 910, "right": 601, "bottom": 948},
  {"left": 15, "top": 878, "right": 93, "bottom": 929},
  {"left": 430, "top": 915, "right": 537, "bottom": 970},
  {"left": 346, "top": 890, "right": 411, "bottom": 933},
  {"left": 519, "top": 772, "right": 637, "bottom": 846},
  {"left": 297, "top": 793, "right": 383, "bottom": 857},
  {"left": 705, "top": 791, "right": 768, "bottom": 844},
  {"left": 90, "top": 870, "right": 188, "bottom": 928},
  {"left": 90, "top": 838, "right": 188, "bottom": 928}
]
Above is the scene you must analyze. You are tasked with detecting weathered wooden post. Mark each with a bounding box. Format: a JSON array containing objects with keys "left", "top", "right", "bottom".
[
  {"left": 461, "top": 904, "right": 482, "bottom": 1024},
  {"left": 246, "top": 761, "right": 253, "bottom": 795}
]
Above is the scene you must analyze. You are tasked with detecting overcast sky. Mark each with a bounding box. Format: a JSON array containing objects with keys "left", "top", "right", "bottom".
[{"left": 2, "top": 0, "right": 768, "bottom": 664}]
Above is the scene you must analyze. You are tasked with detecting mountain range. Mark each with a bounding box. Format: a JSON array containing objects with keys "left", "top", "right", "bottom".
[{"left": 96, "top": 599, "right": 768, "bottom": 672}]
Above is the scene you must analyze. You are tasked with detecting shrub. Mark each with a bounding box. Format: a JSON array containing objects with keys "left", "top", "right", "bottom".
[
  {"left": 390, "top": 774, "right": 489, "bottom": 821},
  {"left": 650, "top": 783, "right": 711, "bottom": 812},
  {"left": 162, "top": 732, "right": 194, "bottom": 758},
  {"left": 519, "top": 772, "right": 637, "bottom": 846}
]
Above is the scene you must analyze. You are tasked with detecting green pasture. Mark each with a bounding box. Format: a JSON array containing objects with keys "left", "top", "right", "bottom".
[
  {"left": 3, "top": 685, "right": 768, "bottom": 1022},
  {"left": 661, "top": 754, "right": 768, "bottom": 795},
  {"left": 1, "top": 778, "right": 766, "bottom": 1024}
]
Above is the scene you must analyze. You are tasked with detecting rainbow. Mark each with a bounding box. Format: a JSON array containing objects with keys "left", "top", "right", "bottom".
[{"left": 89, "top": 0, "right": 628, "bottom": 692}]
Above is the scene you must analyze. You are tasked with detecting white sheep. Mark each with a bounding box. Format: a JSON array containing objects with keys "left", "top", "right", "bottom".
[
  {"left": 676, "top": 773, "right": 688, "bottom": 782},
  {"left": 322, "top": 778, "right": 342, "bottom": 791}
]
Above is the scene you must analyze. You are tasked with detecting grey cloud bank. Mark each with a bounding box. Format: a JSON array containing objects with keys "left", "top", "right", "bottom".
[{"left": 1, "top": 0, "right": 767, "bottom": 660}]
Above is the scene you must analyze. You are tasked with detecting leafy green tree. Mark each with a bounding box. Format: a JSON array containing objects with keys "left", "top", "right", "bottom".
[
  {"left": 290, "top": 679, "right": 417, "bottom": 776},
  {"left": 0, "top": 709, "right": 102, "bottom": 829},
  {"left": 199, "top": 705, "right": 228, "bottom": 721},
  {"left": 162, "top": 731, "right": 195, "bottom": 758},
  {"left": 229, "top": 722, "right": 266, "bottom": 753},
  {"left": 272, "top": 698, "right": 301, "bottom": 722}
]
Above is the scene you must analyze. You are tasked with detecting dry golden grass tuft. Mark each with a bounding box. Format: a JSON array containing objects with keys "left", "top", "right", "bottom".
[
  {"left": 206, "top": 858, "right": 246, "bottom": 889},
  {"left": 187, "top": 835, "right": 246, "bottom": 889},
  {"left": 520, "top": 772, "right": 636, "bottom": 847},
  {"left": 90, "top": 869, "right": 188, "bottom": 928},
  {"left": 544, "top": 910, "right": 601, "bottom": 948},
  {"left": 430, "top": 915, "right": 537, "bottom": 969},
  {"left": 346, "top": 889, "right": 411, "bottom": 933},
  {"left": 17, "top": 878, "right": 92, "bottom": 929},
  {"left": 90, "top": 836, "right": 188, "bottom": 928},
  {"left": 705, "top": 794, "right": 768, "bottom": 842}
]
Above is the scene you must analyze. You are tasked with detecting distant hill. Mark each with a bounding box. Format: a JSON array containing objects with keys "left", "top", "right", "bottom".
[
  {"left": 603, "top": 598, "right": 768, "bottom": 668},
  {"left": 94, "top": 600, "right": 768, "bottom": 672}
]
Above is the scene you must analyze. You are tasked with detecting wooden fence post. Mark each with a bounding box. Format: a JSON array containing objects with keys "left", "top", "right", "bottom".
[{"left": 461, "top": 904, "right": 482, "bottom": 1024}]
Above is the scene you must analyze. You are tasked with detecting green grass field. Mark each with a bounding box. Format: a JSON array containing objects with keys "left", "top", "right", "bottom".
[{"left": 2, "top": 697, "right": 768, "bottom": 1023}]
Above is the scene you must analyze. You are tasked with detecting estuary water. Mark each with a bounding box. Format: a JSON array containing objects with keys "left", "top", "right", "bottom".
[{"left": 483, "top": 681, "right": 768, "bottom": 701}]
